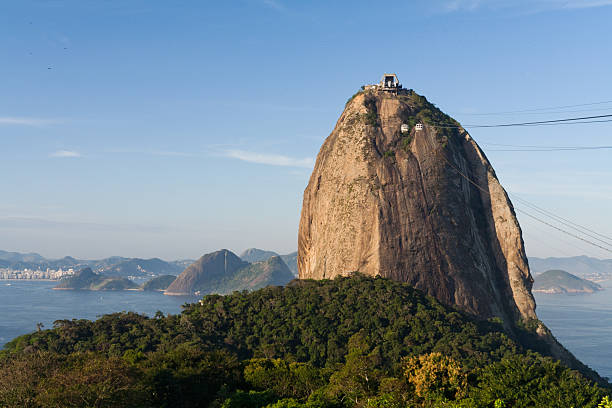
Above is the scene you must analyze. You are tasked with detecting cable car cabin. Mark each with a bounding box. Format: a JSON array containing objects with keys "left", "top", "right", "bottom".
[
  {"left": 400, "top": 123, "right": 409, "bottom": 133},
  {"left": 415, "top": 123, "right": 424, "bottom": 130},
  {"left": 380, "top": 73, "right": 402, "bottom": 93}
]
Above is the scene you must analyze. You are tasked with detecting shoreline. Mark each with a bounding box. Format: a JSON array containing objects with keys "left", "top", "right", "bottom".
[{"left": 0, "top": 279, "right": 58, "bottom": 282}]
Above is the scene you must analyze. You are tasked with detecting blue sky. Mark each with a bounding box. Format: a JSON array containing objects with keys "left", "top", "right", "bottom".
[{"left": 1, "top": 0, "right": 611, "bottom": 260}]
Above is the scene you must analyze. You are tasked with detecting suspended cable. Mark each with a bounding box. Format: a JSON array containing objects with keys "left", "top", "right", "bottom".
[
  {"left": 453, "top": 100, "right": 612, "bottom": 116},
  {"left": 431, "top": 144, "right": 612, "bottom": 254},
  {"left": 516, "top": 210, "right": 612, "bottom": 255},
  {"left": 432, "top": 113, "right": 612, "bottom": 129},
  {"left": 485, "top": 146, "right": 612, "bottom": 152},
  {"left": 509, "top": 194, "right": 612, "bottom": 246},
  {"left": 482, "top": 142, "right": 612, "bottom": 149},
  {"left": 455, "top": 107, "right": 612, "bottom": 116},
  {"left": 523, "top": 219, "right": 608, "bottom": 262}
]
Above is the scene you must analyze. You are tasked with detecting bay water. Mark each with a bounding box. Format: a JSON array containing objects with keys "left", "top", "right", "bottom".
[
  {"left": 0, "top": 280, "right": 196, "bottom": 348},
  {"left": 1, "top": 280, "right": 610, "bottom": 380},
  {"left": 534, "top": 280, "right": 612, "bottom": 380}
]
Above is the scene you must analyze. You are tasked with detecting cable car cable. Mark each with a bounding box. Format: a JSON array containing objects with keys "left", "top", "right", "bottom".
[
  {"left": 432, "top": 144, "right": 612, "bottom": 253},
  {"left": 451, "top": 100, "right": 612, "bottom": 116},
  {"left": 432, "top": 113, "right": 612, "bottom": 129}
]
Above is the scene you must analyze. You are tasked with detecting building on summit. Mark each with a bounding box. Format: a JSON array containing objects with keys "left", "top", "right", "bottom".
[
  {"left": 380, "top": 73, "right": 402, "bottom": 92},
  {"left": 364, "top": 73, "right": 405, "bottom": 94}
]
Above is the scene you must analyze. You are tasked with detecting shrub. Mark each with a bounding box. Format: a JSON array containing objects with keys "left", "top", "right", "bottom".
[
  {"left": 403, "top": 352, "right": 467, "bottom": 402},
  {"left": 401, "top": 136, "right": 412, "bottom": 152}
]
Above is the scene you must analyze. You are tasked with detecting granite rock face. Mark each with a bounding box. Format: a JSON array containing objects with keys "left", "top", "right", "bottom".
[{"left": 298, "top": 90, "right": 536, "bottom": 324}]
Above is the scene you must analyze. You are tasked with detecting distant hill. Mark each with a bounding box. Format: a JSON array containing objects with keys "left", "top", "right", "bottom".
[
  {"left": 165, "top": 249, "right": 294, "bottom": 296},
  {"left": 530, "top": 256, "right": 612, "bottom": 280},
  {"left": 97, "top": 258, "right": 184, "bottom": 277},
  {"left": 53, "top": 268, "right": 139, "bottom": 291},
  {"left": 533, "top": 270, "right": 603, "bottom": 294},
  {"left": 165, "top": 250, "right": 249, "bottom": 295},
  {"left": 240, "top": 248, "right": 298, "bottom": 276},
  {"left": 205, "top": 256, "right": 294, "bottom": 294},
  {"left": 280, "top": 251, "right": 297, "bottom": 276},
  {"left": 0, "top": 250, "right": 184, "bottom": 278},
  {"left": 240, "top": 248, "right": 279, "bottom": 263},
  {"left": 0, "top": 250, "right": 46, "bottom": 263},
  {"left": 141, "top": 275, "right": 176, "bottom": 291}
]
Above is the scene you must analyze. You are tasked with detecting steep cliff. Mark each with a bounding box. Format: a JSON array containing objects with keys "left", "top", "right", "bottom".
[{"left": 298, "top": 88, "right": 536, "bottom": 325}]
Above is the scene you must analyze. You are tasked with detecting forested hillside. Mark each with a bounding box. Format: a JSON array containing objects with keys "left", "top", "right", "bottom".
[{"left": 1, "top": 275, "right": 609, "bottom": 407}]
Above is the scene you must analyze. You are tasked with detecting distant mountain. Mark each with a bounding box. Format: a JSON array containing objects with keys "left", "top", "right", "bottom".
[
  {"left": 206, "top": 256, "right": 294, "bottom": 294},
  {"left": 239, "top": 248, "right": 279, "bottom": 263},
  {"left": 1, "top": 248, "right": 294, "bottom": 280},
  {"left": 165, "top": 249, "right": 294, "bottom": 296},
  {"left": 240, "top": 248, "right": 298, "bottom": 276},
  {"left": 142, "top": 275, "right": 176, "bottom": 291},
  {"left": 165, "top": 250, "right": 249, "bottom": 295},
  {"left": 54, "top": 268, "right": 139, "bottom": 291},
  {"left": 0, "top": 250, "right": 184, "bottom": 278},
  {"left": 172, "top": 259, "right": 195, "bottom": 269},
  {"left": 0, "top": 250, "right": 46, "bottom": 263},
  {"left": 533, "top": 270, "right": 603, "bottom": 294},
  {"left": 529, "top": 256, "right": 612, "bottom": 280},
  {"left": 280, "top": 252, "right": 298, "bottom": 276},
  {"left": 97, "top": 258, "right": 184, "bottom": 277}
]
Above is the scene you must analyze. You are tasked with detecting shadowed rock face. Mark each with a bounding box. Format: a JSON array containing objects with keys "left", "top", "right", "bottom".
[{"left": 298, "top": 90, "right": 536, "bottom": 323}]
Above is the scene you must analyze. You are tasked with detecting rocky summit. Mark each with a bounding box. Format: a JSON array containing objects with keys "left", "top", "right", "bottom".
[{"left": 298, "top": 81, "right": 536, "bottom": 325}]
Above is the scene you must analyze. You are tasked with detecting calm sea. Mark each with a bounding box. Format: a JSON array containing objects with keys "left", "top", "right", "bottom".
[
  {"left": 534, "top": 280, "right": 612, "bottom": 380},
  {"left": 0, "top": 280, "right": 610, "bottom": 380},
  {"left": 0, "top": 280, "right": 196, "bottom": 348}
]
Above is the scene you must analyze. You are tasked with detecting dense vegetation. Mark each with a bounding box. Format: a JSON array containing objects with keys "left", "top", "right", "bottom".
[
  {"left": 397, "top": 91, "right": 461, "bottom": 145},
  {"left": 1, "top": 275, "right": 609, "bottom": 407}
]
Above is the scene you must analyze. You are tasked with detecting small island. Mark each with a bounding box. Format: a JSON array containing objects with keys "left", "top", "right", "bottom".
[
  {"left": 533, "top": 269, "right": 603, "bottom": 294},
  {"left": 53, "top": 267, "right": 140, "bottom": 291}
]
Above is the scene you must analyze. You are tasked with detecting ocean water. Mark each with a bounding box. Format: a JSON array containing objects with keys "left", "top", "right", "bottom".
[
  {"left": 0, "top": 280, "right": 196, "bottom": 347},
  {"left": 0, "top": 280, "right": 610, "bottom": 380},
  {"left": 534, "top": 280, "right": 612, "bottom": 380}
]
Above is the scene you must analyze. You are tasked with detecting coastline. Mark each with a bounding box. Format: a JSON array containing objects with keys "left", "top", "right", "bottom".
[
  {"left": 52, "top": 287, "right": 145, "bottom": 291},
  {"left": 1, "top": 279, "right": 58, "bottom": 282}
]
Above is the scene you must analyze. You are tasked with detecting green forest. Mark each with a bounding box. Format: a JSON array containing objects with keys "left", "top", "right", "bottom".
[{"left": 1, "top": 275, "right": 609, "bottom": 407}]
